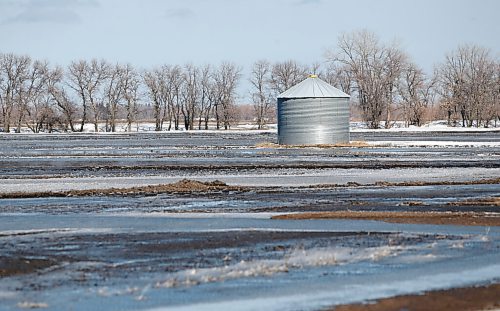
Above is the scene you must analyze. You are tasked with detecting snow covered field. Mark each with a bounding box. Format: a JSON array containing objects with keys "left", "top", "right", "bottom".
[{"left": 3, "top": 120, "right": 499, "bottom": 134}]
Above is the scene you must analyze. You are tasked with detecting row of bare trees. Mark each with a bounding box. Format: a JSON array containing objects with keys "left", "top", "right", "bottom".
[
  {"left": 65, "top": 60, "right": 141, "bottom": 133},
  {"left": 326, "top": 30, "right": 499, "bottom": 128},
  {"left": 436, "top": 45, "right": 500, "bottom": 127},
  {"left": 0, "top": 54, "right": 243, "bottom": 132},
  {"left": 326, "top": 31, "right": 437, "bottom": 128},
  {"left": 249, "top": 60, "right": 313, "bottom": 129},
  {"left": 0, "top": 55, "right": 141, "bottom": 133},
  {"left": 142, "top": 62, "right": 241, "bottom": 131},
  {"left": 249, "top": 31, "right": 498, "bottom": 130},
  {"left": 68, "top": 60, "right": 241, "bottom": 132},
  {"left": 0, "top": 54, "right": 56, "bottom": 133},
  {"left": 1, "top": 32, "right": 498, "bottom": 132},
  {"left": 0, "top": 53, "right": 311, "bottom": 133}
]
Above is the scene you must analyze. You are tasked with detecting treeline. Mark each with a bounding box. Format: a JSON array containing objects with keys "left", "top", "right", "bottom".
[
  {"left": 1, "top": 30, "right": 499, "bottom": 133},
  {"left": 0, "top": 57, "right": 244, "bottom": 133},
  {"left": 326, "top": 31, "right": 500, "bottom": 128}
]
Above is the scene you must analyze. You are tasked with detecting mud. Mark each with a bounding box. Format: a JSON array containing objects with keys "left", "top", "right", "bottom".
[
  {"left": 0, "top": 179, "right": 249, "bottom": 199},
  {"left": 0, "top": 257, "right": 57, "bottom": 277},
  {"left": 447, "top": 196, "right": 500, "bottom": 207},
  {"left": 331, "top": 283, "right": 500, "bottom": 311},
  {"left": 1, "top": 132, "right": 499, "bottom": 180},
  {"left": 1, "top": 182, "right": 499, "bottom": 216},
  {"left": 0, "top": 230, "right": 396, "bottom": 280},
  {"left": 255, "top": 141, "right": 373, "bottom": 148},
  {"left": 272, "top": 211, "right": 500, "bottom": 226},
  {"left": 2, "top": 160, "right": 499, "bottom": 180},
  {"left": 372, "top": 178, "right": 500, "bottom": 187}
]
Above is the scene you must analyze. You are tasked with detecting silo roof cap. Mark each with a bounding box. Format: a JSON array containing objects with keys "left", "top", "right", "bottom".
[{"left": 278, "top": 75, "right": 350, "bottom": 99}]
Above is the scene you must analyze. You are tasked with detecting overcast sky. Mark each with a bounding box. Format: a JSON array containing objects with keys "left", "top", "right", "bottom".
[{"left": 1, "top": 0, "right": 499, "bottom": 84}]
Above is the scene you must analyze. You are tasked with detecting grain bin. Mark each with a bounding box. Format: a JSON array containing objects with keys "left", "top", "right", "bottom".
[{"left": 277, "top": 75, "right": 350, "bottom": 145}]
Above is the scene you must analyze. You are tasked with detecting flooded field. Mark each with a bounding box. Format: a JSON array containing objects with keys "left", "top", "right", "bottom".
[{"left": 0, "top": 131, "right": 499, "bottom": 310}]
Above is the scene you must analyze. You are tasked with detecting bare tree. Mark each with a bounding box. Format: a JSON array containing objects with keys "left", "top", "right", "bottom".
[
  {"left": 0, "top": 53, "right": 31, "bottom": 132},
  {"left": 47, "top": 66, "right": 78, "bottom": 132},
  {"left": 143, "top": 68, "right": 165, "bottom": 131},
  {"left": 383, "top": 44, "right": 407, "bottom": 128},
  {"left": 492, "top": 62, "right": 500, "bottom": 127},
  {"left": 0, "top": 56, "right": 68, "bottom": 133},
  {"left": 324, "top": 63, "right": 352, "bottom": 94},
  {"left": 22, "top": 60, "right": 52, "bottom": 133},
  {"left": 269, "top": 60, "right": 308, "bottom": 95},
  {"left": 67, "top": 60, "right": 88, "bottom": 132},
  {"left": 327, "top": 30, "right": 406, "bottom": 129},
  {"left": 181, "top": 64, "right": 199, "bottom": 130},
  {"left": 25, "top": 86, "right": 58, "bottom": 133},
  {"left": 398, "top": 62, "right": 435, "bottom": 126},
  {"left": 121, "top": 64, "right": 140, "bottom": 132},
  {"left": 164, "top": 65, "right": 183, "bottom": 130},
  {"left": 434, "top": 64, "right": 459, "bottom": 126},
  {"left": 250, "top": 60, "right": 273, "bottom": 129},
  {"left": 436, "top": 44, "right": 498, "bottom": 127},
  {"left": 213, "top": 62, "right": 241, "bottom": 130},
  {"left": 143, "top": 65, "right": 183, "bottom": 131},
  {"left": 308, "top": 61, "right": 323, "bottom": 77},
  {"left": 67, "top": 59, "right": 110, "bottom": 132},
  {"left": 103, "top": 64, "right": 124, "bottom": 132},
  {"left": 198, "top": 64, "right": 214, "bottom": 130}
]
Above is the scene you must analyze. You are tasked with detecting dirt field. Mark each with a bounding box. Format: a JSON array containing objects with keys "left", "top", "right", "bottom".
[
  {"left": 331, "top": 283, "right": 500, "bottom": 311},
  {"left": 273, "top": 210, "right": 500, "bottom": 226}
]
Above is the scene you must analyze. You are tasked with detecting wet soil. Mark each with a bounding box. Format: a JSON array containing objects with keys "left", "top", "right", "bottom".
[
  {"left": 0, "top": 257, "right": 56, "bottom": 277},
  {"left": 0, "top": 231, "right": 398, "bottom": 279},
  {"left": 331, "top": 282, "right": 500, "bottom": 311},
  {"left": 1, "top": 181, "right": 499, "bottom": 217},
  {"left": 370, "top": 178, "right": 500, "bottom": 187},
  {"left": 448, "top": 196, "right": 500, "bottom": 207},
  {"left": 273, "top": 211, "right": 500, "bottom": 226},
  {"left": 1, "top": 132, "right": 499, "bottom": 180},
  {"left": 2, "top": 160, "right": 499, "bottom": 180},
  {"left": 0, "top": 179, "right": 249, "bottom": 199},
  {"left": 1, "top": 178, "right": 499, "bottom": 200}
]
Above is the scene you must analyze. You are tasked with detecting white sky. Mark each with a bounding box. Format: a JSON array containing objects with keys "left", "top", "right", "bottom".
[{"left": 1, "top": 0, "right": 499, "bottom": 99}]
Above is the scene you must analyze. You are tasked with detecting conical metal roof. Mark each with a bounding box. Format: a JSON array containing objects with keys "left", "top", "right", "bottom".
[{"left": 277, "top": 75, "right": 350, "bottom": 99}]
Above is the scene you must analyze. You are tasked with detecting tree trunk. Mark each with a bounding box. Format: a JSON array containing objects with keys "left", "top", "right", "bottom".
[{"left": 79, "top": 105, "right": 86, "bottom": 132}]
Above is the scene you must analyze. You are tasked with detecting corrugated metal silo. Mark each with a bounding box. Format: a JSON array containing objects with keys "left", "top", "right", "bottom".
[{"left": 277, "top": 75, "right": 350, "bottom": 145}]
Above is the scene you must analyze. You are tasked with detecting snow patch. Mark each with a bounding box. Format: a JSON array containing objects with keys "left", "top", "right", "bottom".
[{"left": 370, "top": 141, "right": 500, "bottom": 148}]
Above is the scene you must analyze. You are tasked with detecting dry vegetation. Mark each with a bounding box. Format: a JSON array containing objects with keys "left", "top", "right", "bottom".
[
  {"left": 372, "top": 178, "right": 500, "bottom": 187},
  {"left": 272, "top": 211, "right": 500, "bottom": 226},
  {"left": 0, "top": 179, "right": 248, "bottom": 199},
  {"left": 2, "top": 178, "right": 499, "bottom": 199},
  {"left": 447, "top": 197, "right": 500, "bottom": 207},
  {"left": 298, "top": 178, "right": 500, "bottom": 190},
  {"left": 255, "top": 141, "right": 372, "bottom": 148},
  {"left": 330, "top": 283, "right": 500, "bottom": 311},
  {"left": 0, "top": 257, "right": 56, "bottom": 277}
]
